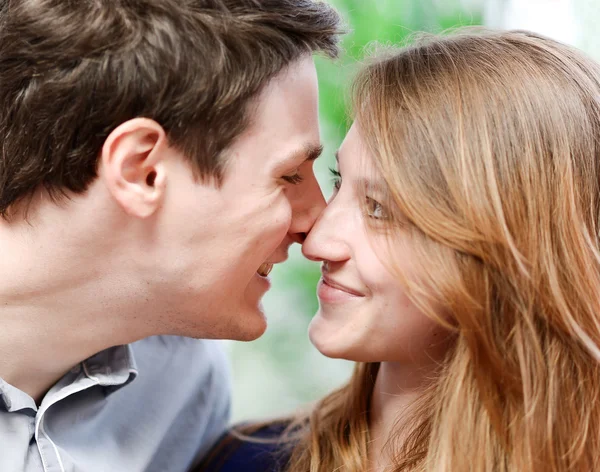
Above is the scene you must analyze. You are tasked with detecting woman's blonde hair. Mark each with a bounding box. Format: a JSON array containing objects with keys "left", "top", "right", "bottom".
[{"left": 283, "top": 28, "right": 600, "bottom": 472}]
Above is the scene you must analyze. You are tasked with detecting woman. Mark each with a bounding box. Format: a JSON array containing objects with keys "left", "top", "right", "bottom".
[{"left": 200, "top": 28, "right": 600, "bottom": 471}]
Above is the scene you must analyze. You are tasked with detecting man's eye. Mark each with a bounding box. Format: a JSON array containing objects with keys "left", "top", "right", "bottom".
[
  {"left": 282, "top": 171, "right": 304, "bottom": 185},
  {"left": 365, "top": 196, "right": 387, "bottom": 220}
]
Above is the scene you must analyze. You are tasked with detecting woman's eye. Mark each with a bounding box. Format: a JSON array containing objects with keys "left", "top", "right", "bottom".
[
  {"left": 329, "top": 166, "right": 341, "bottom": 192},
  {"left": 282, "top": 171, "right": 304, "bottom": 185},
  {"left": 365, "top": 196, "right": 387, "bottom": 219}
]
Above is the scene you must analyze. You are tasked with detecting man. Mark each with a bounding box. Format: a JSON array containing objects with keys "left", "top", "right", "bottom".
[{"left": 0, "top": 0, "right": 342, "bottom": 470}]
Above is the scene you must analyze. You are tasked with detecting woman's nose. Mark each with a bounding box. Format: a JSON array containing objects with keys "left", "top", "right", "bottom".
[{"left": 302, "top": 197, "right": 351, "bottom": 263}]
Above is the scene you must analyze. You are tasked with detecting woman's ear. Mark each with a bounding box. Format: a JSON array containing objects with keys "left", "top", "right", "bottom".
[{"left": 100, "top": 118, "right": 168, "bottom": 218}]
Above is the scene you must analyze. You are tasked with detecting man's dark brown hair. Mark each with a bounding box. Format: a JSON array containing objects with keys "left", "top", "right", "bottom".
[{"left": 0, "top": 0, "right": 342, "bottom": 217}]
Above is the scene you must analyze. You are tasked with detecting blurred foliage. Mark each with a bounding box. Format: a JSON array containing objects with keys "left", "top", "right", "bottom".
[
  {"left": 318, "top": 0, "right": 483, "bottom": 140},
  {"left": 228, "top": 0, "right": 483, "bottom": 422}
]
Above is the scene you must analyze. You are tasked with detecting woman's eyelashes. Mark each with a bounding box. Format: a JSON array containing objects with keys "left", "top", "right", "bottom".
[
  {"left": 329, "top": 166, "right": 341, "bottom": 191},
  {"left": 329, "top": 166, "right": 387, "bottom": 220},
  {"left": 365, "top": 196, "right": 387, "bottom": 220}
]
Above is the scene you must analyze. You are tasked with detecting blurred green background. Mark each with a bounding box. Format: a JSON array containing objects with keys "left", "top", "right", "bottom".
[{"left": 225, "top": 0, "right": 484, "bottom": 422}]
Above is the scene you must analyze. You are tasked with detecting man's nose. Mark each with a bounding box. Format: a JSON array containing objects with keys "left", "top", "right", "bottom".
[{"left": 288, "top": 178, "right": 326, "bottom": 244}]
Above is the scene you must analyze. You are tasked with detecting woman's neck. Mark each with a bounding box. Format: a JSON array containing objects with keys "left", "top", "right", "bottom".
[{"left": 367, "top": 361, "right": 434, "bottom": 471}]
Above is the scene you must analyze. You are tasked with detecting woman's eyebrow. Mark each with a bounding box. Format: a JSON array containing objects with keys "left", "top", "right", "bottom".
[
  {"left": 335, "top": 150, "right": 386, "bottom": 193},
  {"left": 355, "top": 177, "right": 387, "bottom": 194}
]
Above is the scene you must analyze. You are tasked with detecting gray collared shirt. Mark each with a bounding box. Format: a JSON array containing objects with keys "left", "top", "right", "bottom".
[{"left": 0, "top": 336, "right": 231, "bottom": 472}]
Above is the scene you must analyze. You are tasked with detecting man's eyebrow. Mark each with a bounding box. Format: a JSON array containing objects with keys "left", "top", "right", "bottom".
[
  {"left": 283, "top": 143, "right": 324, "bottom": 166},
  {"left": 306, "top": 144, "right": 324, "bottom": 161},
  {"left": 335, "top": 150, "right": 339, "bottom": 162}
]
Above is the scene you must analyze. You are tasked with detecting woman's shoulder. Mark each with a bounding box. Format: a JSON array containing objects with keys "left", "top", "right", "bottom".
[{"left": 198, "top": 421, "right": 293, "bottom": 472}]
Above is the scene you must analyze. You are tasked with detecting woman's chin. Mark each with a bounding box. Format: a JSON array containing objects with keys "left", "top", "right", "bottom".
[{"left": 308, "top": 315, "right": 356, "bottom": 360}]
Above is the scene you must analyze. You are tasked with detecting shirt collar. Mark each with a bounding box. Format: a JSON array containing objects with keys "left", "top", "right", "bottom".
[
  {"left": 82, "top": 344, "right": 138, "bottom": 388},
  {"left": 0, "top": 344, "right": 139, "bottom": 412},
  {"left": 0, "top": 378, "right": 37, "bottom": 413}
]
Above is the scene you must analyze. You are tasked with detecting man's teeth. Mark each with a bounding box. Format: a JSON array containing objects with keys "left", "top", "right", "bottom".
[{"left": 257, "top": 263, "right": 273, "bottom": 277}]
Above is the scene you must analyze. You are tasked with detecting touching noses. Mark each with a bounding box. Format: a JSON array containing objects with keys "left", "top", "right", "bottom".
[{"left": 288, "top": 173, "right": 326, "bottom": 244}]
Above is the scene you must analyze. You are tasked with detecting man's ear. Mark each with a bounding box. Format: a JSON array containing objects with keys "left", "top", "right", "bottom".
[{"left": 100, "top": 118, "right": 169, "bottom": 218}]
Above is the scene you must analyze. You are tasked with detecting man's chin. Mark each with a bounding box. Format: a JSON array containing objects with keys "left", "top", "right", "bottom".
[
  {"left": 181, "top": 279, "right": 270, "bottom": 340},
  {"left": 232, "top": 276, "right": 270, "bottom": 340},
  {"left": 230, "top": 304, "right": 268, "bottom": 341},
  {"left": 181, "top": 305, "right": 267, "bottom": 341}
]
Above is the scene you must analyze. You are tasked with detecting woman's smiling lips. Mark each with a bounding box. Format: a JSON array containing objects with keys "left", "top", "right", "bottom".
[{"left": 318, "top": 274, "right": 365, "bottom": 303}]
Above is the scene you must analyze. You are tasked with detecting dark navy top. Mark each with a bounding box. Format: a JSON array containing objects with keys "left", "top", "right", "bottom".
[{"left": 197, "top": 423, "right": 293, "bottom": 472}]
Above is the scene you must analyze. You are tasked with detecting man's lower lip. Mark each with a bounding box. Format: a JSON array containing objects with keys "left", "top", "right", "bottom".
[
  {"left": 254, "top": 272, "right": 272, "bottom": 288},
  {"left": 317, "top": 279, "right": 361, "bottom": 303}
]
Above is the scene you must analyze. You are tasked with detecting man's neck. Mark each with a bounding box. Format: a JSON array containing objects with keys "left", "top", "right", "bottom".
[
  {"left": 0, "top": 278, "right": 141, "bottom": 404},
  {"left": 0, "top": 294, "right": 126, "bottom": 404},
  {"left": 0, "top": 214, "right": 147, "bottom": 404}
]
